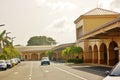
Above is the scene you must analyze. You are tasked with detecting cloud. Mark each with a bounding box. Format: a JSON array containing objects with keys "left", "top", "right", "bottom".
[
  {"left": 35, "top": 0, "right": 77, "bottom": 11},
  {"left": 46, "top": 1, "right": 77, "bottom": 10},
  {"left": 35, "top": 0, "right": 46, "bottom": 7},
  {"left": 98, "top": 0, "right": 120, "bottom": 12},
  {"left": 42, "top": 17, "right": 76, "bottom": 44},
  {"left": 44, "top": 17, "right": 75, "bottom": 33}
]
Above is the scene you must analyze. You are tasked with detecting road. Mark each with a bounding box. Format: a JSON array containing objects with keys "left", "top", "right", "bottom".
[{"left": 0, "top": 61, "right": 108, "bottom": 80}]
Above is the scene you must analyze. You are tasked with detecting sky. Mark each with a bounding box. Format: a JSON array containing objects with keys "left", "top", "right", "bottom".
[{"left": 0, "top": 0, "right": 120, "bottom": 46}]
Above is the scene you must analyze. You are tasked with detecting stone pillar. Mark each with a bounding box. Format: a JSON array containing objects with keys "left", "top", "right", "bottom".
[
  {"left": 107, "top": 48, "right": 109, "bottom": 66},
  {"left": 98, "top": 51, "right": 101, "bottom": 64},
  {"left": 92, "top": 52, "right": 94, "bottom": 63},
  {"left": 29, "top": 53, "right": 31, "bottom": 60},
  {"left": 119, "top": 50, "right": 120, "bottom": 62},
  {"left": 38, "top": 53, "right": 40, "bottom": 60}
]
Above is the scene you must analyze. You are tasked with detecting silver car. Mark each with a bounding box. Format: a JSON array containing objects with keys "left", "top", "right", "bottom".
[
  {"left": 103, "top": 62, "right": 120, "bottom": 80},
  {"left": 0, "top": 60, "right": 7, "bottom": 70},
  {"left": 41, "top": 57, "right": 50, "bottom": 65}
]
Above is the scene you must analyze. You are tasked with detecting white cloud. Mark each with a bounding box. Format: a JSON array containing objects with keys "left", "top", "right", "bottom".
[
  {"left": 35, "top": 0, "right": 77, "bottom": 10},
  {"left": 35, "top": 0, "right": 46, "bottom": 7},
  {"left": 98, "top": 0, "right": 120, "bottom": 12},
  {"left": 42, "top": 17, "right": 76, "bottom": 44},
  {"left": 46, "top": 1, "right": 77, "bottom": 10},
  {"left": 45, "top": 17, "right": 75, "bottom": 33}
]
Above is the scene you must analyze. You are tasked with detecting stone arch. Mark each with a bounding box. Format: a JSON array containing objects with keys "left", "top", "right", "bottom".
[
  {"left": 93, "top": 45, "right": 98, "bottom": 63},
  {"left": 88, "top": 46, "right": 92, "bottom": 63},
  {"left": 100, "top": 43, "right": 107, "bottom": 65},
  {"left": 25, "top": 55, "right": 27, "bottom": 60},
  {"left": 31, "top": 53, "right": 38, "bottom": 60},
  {"left": 109, "top": 41, "right": 119, "bottom": 66}
]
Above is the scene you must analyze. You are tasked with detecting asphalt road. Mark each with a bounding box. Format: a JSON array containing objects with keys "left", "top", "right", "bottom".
[{"left": 0, "top": 61, "right": 109, "bottom": 80}]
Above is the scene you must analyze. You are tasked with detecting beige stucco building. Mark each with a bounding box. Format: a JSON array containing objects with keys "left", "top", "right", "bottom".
[
  {"left": 75, "top": 8, "right": 120, "bottom": 66},
  {"left": 15, "top": 45, "right": 55, "bottom": 60},
  {"left": 52, "top": 43, "right": 75, "bottom": 61}
]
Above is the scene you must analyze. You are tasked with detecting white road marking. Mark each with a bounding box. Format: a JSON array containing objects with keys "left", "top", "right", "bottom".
[
  {"left": 29, "top": 62, "right": 33, "bottom": 80},
  {"left": 14, "top": 72, "right": 18, "bottom": 74},
  {"left": 29, "top": 77, "right": 31, "bottom": 80},
  {"left": 54, "top": 66, "right": 88, "bottom": 80},
  {"left": 45, "top": 70, "right": 49, "bottom": 73},
  {"left": 30, "top": 63, "right": 33, "bottom": 75}
]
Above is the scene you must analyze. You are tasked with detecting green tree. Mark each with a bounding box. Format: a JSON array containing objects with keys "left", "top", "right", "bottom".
[
  {"left": 45, "top": 50, "right": 53, "bottom": 60},
  {"left": 27, "top": 36, "right": 57, "bottom": 46},
  {"left": 62, "top": 47, "right": 71, "bottom": 59},
  {"left": 0, "top": 53, "right": 7, "bottom": 60},
  {"left": 62, "top": 46, "right": 83, "bottom": 59},
  {"left": 70, "top": 46, "right": 83, "bottom": 57}
]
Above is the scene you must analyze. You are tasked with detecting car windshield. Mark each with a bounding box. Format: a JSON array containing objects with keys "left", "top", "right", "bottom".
[
  {"left": 109, "top": 62, "right": 120, "bottom": 76},
  {"left": 6, "top": 60, "right": 10, "bottom": 63},
  {"left": 0, "top": 60, "right": 5, "bottom": 63},
  {"left": 42, "top": 57, "right": 49, "bottom": 60}
]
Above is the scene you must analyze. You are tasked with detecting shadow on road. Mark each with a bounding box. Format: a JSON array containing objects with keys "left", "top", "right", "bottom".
[{"left": 66, "top": 63, "right": 112, "bottom": 77}]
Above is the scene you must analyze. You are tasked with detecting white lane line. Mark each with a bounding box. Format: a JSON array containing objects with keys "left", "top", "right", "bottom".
[
  {"left": 29, "top": 77, "right": 31, "bottom": 80},
  {"left": 45, "top": 70, "right": 49, "bottom": 73},
  {"left": 30, "top": 62, "right": 33, "bottom": 75},
  {"left": 54, "top": 66, "right": 88, "bottom": 80},
  {"left": 14, "top": 72, "right": 18, "bottom": 74},
  {"left": 29, "top": 62, "right": 33, "bottom": 80}
]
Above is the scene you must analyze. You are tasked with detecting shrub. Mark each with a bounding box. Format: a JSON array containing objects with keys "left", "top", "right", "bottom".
[
  {"left": 67, "top": 59, "right": 75, "bottom": 63},
  {"left": 74, "top": 59, "right": 83, "bottom": 64},
  {"left": 67, "top": 58, "right": 83, "bottom": 64}
]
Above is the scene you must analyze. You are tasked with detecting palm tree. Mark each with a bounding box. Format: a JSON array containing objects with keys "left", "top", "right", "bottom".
[
  {"left": 0, "top": 30, "right": 12, "bottom": 48},
  {"left": 0, "top": 30, "right": 6, "bottom": 48},
  {"left": 0, "top": 30, "right": 19, "bottom": 60}
]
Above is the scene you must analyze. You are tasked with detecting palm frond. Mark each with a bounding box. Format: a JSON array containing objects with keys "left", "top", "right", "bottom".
[{"left": 0, "top": 30, "right": 6, "bottom": 40}]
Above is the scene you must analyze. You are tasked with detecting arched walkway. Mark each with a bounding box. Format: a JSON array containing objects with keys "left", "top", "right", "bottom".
[
  {"left": 100, "top": 43, "right": 107, "bottom": 65},
  {"left": 88, "top": 46, "right": 92, "bottom": 63},
  {"left": 109, "top": 41, "right": 119, "bottom": 66},
  {"left": 94, "top": 45, "right": 98, "bottom": 63},
  {"left": 25, "top": 55, "right": 27, "bottom": 60},
  {"left": 31, "top": 53, "right": 38, "bottom": 60}
]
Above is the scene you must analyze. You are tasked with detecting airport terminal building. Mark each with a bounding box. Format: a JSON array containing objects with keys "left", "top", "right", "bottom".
[{"left": 75, "top": 8, "right": 120, "bottom": 66}]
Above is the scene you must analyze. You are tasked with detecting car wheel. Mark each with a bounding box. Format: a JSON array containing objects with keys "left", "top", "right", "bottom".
[
  {"left": 4, "top": 68, "right": 7, "bottom": 70},
  {"left": 48, "top": 62, "right": 50, "bottom": 65},
  {"left": 41, "top": 63, "right": 43, "bottom": 65}
]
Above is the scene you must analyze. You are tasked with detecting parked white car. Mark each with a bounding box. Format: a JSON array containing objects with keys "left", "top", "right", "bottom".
[
  {"left": 0, "top": 60, "right": 7, "bottom": 70},
  {"left": 103, "top": 62, "right": 120, "bottom": 80},
  {"left": 6, "top": 60, "right": 12, "bottom": 68},
  {"left": 11, "top": 58, "right": 18, "bottom": 66}
]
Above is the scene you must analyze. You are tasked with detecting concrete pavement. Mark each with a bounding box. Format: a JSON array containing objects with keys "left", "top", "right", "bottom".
[{"left": 0, "top": 61, "right": 110, "bottom": 80}]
